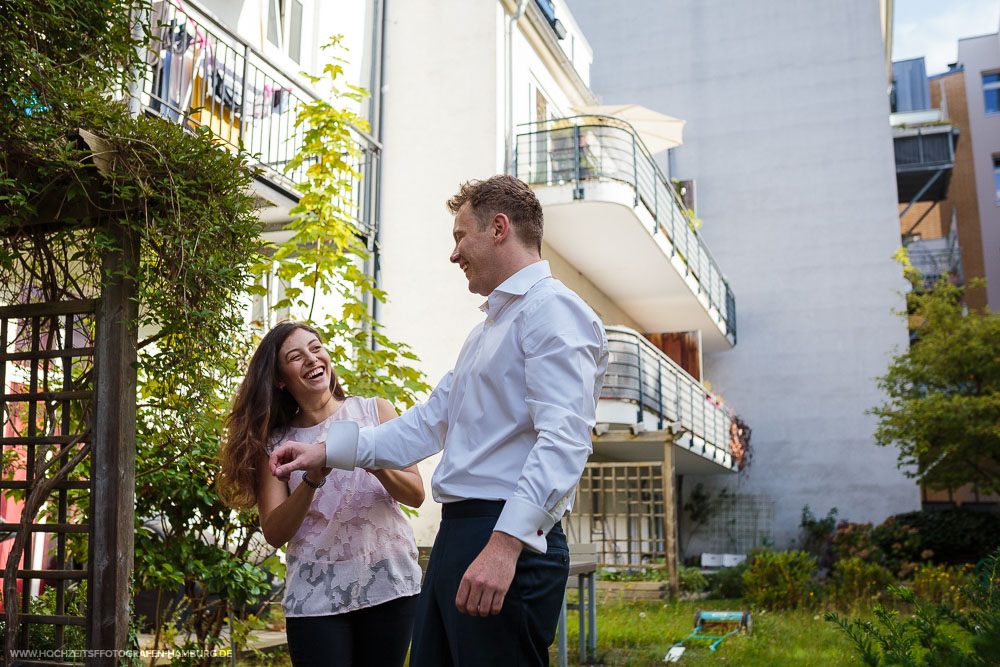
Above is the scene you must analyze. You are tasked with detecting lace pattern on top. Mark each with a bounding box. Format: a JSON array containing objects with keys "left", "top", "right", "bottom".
[{"left": 272, "top": 396, "right": 421, "bottom": 617}]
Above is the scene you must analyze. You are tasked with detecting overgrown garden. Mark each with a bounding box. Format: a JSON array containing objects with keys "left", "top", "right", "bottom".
[{"left": 579, "top": 267, "right": 1000, "bottom": 665}]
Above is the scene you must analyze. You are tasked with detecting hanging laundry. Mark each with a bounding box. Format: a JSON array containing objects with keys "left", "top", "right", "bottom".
[
  {"left": 149, "top": 16, "right": 196, "bottom": 121},
  {"left": 206, "top": 53, "right": 266, "bottom": 119}
]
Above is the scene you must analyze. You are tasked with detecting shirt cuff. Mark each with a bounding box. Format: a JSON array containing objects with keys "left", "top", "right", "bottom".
[
  {"left": 324, "top": 421, "right": 359, "bottom": 470},
  {"left": 494, "top": 496, "right": 556, "bottom": 553}
]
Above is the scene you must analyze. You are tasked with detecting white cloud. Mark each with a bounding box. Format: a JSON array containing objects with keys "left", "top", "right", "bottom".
[{"left": 893, "top": 0, "right": 1000, "bottom": 75}]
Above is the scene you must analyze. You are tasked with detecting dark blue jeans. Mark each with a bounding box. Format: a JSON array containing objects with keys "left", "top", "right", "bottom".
[{"left": 410, "top": 500, "right": 570, "bottom": 667}]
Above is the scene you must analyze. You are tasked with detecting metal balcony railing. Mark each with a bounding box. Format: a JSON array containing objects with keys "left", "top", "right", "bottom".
[
  {"left": 907, "top": 218, "right": 963, "bottom": 290},
  {"left": 137, "top": 0, "right": 379, "bottom": 237},
  {"left": 894, "top": 129, "right": 954, "bottom": 170},
  {"left": 515, "top": 117, "right": 736, "bottom": 343},
  {"left": 602, "top": 326, "right": 736, "bottom": 461}
]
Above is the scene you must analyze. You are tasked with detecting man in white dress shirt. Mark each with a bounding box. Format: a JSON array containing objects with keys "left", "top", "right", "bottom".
[{"left": 271, "top": 175, "right": 608, "bottom": 666}]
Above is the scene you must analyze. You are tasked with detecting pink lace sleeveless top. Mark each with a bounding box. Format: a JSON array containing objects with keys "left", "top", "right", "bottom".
[{"left": 274, "top": 396, "right": 421, "bottom": 617}]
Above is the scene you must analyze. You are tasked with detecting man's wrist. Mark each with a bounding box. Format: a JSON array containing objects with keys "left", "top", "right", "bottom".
[
  {"left": 490, "top": 530, "right": 526, "bottom": 557},
  {"left": 494, "top": 496, "right": 553, "bottom": 553}
]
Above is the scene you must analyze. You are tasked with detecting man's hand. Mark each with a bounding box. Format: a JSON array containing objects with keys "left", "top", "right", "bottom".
[
  {"left": 269, "top": 440, "right": 326, "bottom": 481},
  {"left": 455, "top": 531, "right": 523, "bottom": 616}
]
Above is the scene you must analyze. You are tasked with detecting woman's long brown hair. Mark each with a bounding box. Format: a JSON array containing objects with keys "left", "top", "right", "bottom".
[{"left": 218, "top": 322, "right": 346, "bottom": 509}]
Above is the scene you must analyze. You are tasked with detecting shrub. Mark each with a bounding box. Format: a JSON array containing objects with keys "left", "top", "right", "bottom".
[
  {"left": 15, "top": 582, "right": 87, "bottom": 652},
  {"left": 828, "top": 557, "right": 894, "bottom": 609},
  {"left": 832, "top": 521, "right": 880, "bottom": 562},
  {"left": 827, "top": 548, "right": 1000, "bottom": 665},
  {"left": 678, "top": 565, "right": 709, "bottom": 593},
  {"left": 800, "top": 505, "right": 838, "bottom": 561},
  {"left": 706, "top": 561, "right": 749, "bottom": 599},
  {"left": 909, "top": 562, "right": 975, "bottom": 606},
  {"left": 871, "top": 516, "right": 924, "bottom": 576},
  {"left": 892, "top": 509, "right": 1000, "bottom": 566},
  {"left": 742, "top": 550, "right": 816, "bottom": 610},
  {"left": 832, "top": 517, "right": 925, "bottom": 577}
]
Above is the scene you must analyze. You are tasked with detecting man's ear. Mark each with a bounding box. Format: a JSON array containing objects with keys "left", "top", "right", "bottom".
[{"left": 492, "top": 213, "right": 511, "bottom": 244}]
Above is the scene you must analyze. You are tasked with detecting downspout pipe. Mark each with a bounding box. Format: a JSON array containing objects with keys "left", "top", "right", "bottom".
[
  {"left": 505, "top": 0, "right": 529, "bottom": 175},
  {"left": 371, "top": 0, "right": 387, "bottom": 349},
  {"left": 127, "top": 5, "right": 149, "bottom": 117}
]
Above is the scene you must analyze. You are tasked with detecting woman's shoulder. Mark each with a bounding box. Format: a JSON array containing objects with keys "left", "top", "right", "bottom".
[{"left": 336, "top": 394, "right": 384, "bottom": 427}]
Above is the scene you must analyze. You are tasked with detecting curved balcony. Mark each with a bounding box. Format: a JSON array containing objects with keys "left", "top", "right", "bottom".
[
  {"left": 595, "top": 326, "right": 739, "bottom": 474},
  {"left": 515, "top": 116, "right": 736, "bottom": 350}
]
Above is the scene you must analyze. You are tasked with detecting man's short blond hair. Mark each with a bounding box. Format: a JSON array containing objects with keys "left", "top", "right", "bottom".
[{"left": 446, "top": 175, "right": 544, "bottom": 252}]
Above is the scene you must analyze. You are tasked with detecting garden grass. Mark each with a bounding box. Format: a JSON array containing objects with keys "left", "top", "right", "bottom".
[
  {"left": 239, "top": 596, "right": 872, "bottom": 666},
  {"left": 548, "top": 597, "right": 869, "bottom": 666}
]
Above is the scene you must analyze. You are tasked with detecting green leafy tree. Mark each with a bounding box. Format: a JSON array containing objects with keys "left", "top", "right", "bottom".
[
  {"left": 258, "top": 37, "right": 430, "bottom": 409},
  {"left": 870, "top": 269, "right": 1000, "bottom": 494}
]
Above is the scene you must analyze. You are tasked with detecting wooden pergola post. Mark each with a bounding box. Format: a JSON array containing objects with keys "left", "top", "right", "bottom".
[
  {"left": 661, "top": 440, "right": 679, "bottom": 594},
  {"left": 87, "top": 225, "right": 138, "bottom": 664}
]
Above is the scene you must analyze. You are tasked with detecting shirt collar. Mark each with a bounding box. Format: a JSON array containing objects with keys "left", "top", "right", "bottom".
[{"left": 479, "top": 260, "right": 551, "bottom": 315}]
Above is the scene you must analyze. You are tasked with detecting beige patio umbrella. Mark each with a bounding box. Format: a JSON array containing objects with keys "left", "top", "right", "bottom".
[{"left": 572, "top": 104, "right": 685, "bottom": 154}]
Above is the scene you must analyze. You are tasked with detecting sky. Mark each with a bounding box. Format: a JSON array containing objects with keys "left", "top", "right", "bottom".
[{"left": 893, "top": 0, "right": 1000, "bottom": 75}]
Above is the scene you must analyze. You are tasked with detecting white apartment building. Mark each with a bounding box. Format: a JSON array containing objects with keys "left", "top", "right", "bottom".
[
  {"left": 566, "top": 0, "right": 920, "bottom": 551},
  {"left": 378, "top": 1, "right": 746, "bottom": 568},
  {"left": 141, "top": 0, "right": 746, "bottom": 571},
  {"left": 957, "top": 28, "right": 1000, "bottom": 311}
]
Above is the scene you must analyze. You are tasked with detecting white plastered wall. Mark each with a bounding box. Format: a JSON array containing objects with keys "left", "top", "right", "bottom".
[
  {"left": 567, "top": 0, "right": 919, "bottom": 551},
  {"left": 377, "top": 1, "right": 618, "bottom": 544}
]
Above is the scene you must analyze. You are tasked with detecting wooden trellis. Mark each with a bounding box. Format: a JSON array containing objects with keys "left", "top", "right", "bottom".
[
  {"left": 564, "top": 448, "right": 679, "bottom": 592},
  {"left": 1, "top": 228, "right": 138, "bottom": 666}
]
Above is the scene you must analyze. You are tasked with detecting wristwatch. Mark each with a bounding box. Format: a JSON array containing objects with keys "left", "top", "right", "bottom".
[{"left": 300, "top": 470, "right": 327, "bottom": 489}]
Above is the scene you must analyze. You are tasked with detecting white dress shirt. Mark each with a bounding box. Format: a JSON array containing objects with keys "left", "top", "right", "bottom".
[{"left": 325, "top": 260, "right": 609, "bottom": 553}]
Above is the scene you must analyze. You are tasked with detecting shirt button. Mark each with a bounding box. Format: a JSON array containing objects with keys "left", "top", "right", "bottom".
[{"left": 537, "top": 529, "right": 544, "bottom": 536}]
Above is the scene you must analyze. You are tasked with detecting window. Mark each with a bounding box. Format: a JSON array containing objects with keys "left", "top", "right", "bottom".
[
  {"left": 533, "top": 88, "right": 549, "bottom": 183},
  {"left": 994, "top": 156, "right": 1000, "bottom": 205},
  {"left": 535, "top": 88, "right": 548, "bottom": 123},
  {"left": 984, "top": 72, "right": 1000, "bottom": 115},
  {"left": 267, "top": 0, "right": 305, "bottom": 64},
  {"left": 535, "top": 0, "right": 556, "bottom": 24},
  {"left": 676, "top": 179, "right": 695, "bottom": 213}
]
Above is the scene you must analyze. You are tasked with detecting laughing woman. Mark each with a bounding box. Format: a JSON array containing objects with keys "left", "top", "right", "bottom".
[{"left": 218, "top": 322, "right": 423, "bottom": 667}]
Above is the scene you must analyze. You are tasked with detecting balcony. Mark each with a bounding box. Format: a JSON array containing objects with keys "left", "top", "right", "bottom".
[
  {"left": 137, "top": 0, "right": 379, "bottom": 237},
  {"left": 594, "top": 326, "right": 739, "bottom": 475},
  {"left": 907, "top": 217, "right": 963, "bottom": 290},
  {"left": 891, "top": 110, "right": 958, "bottom": 204},
  {"left": 515, "top": 116, "right": 736, "bottom": 350}
]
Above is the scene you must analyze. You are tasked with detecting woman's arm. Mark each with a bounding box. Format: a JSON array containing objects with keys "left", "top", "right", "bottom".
[
  {"left": 368, "top": 398, "right": 425, "bottom": 508},
  {"left": 257, "top": 450, "right": 329, "bottom": 547}
]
